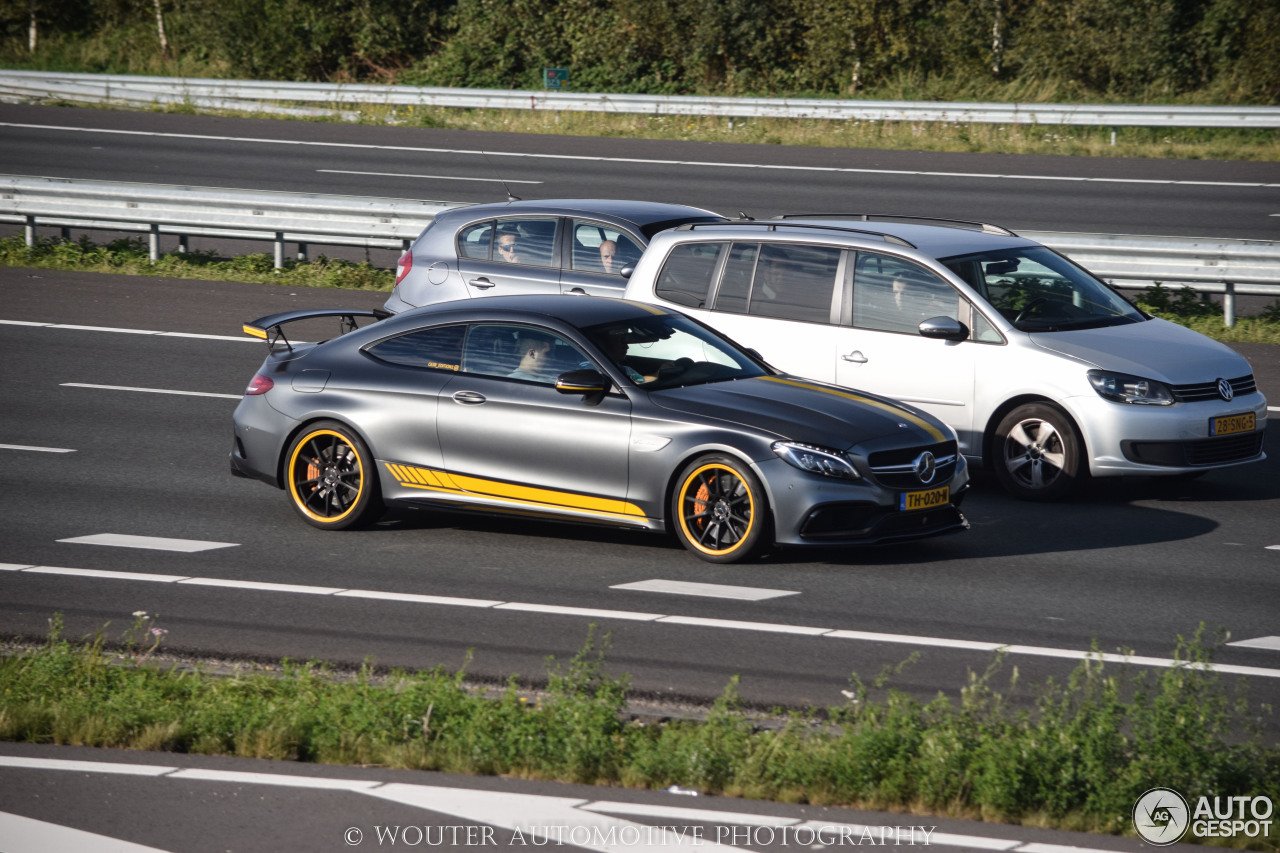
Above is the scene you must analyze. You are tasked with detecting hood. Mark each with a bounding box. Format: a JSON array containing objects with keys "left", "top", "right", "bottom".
[
  {"left": 1029, "top": 318, "right": 1251, "bottom": 383},
  {"left": 649, "top": 375, "right": 950, "bottom": 450}
]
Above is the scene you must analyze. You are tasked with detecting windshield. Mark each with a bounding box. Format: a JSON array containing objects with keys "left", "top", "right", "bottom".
[
  {"left": 582, "top": 313, "right": 768, "bottom": 391},
  {"left": 943, "top": 246, "right": 1145, "bottom": 332}
]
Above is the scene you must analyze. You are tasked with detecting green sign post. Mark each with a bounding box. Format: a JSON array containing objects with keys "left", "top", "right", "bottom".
[{"left": 543, "top": 68, "right": 569, "bottom": 89}]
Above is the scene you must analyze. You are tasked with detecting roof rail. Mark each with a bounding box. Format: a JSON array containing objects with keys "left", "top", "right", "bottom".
[
  {"left": 774, "top": 213, "right": 1018, "bottom": 237},
  {"left": 673, "top": 220, "right": 917, "bottom": 249}
]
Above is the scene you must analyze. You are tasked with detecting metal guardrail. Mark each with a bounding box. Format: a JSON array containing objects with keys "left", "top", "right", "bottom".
[
  {"left": 0, "top": 174, "right": 453, "bottom": 267},
  {"left": 3, "top": 70, "right": 1279, "bottom": 129},
  {"left": 2, "top": 175, "right": 1278, "bottom": 324}
]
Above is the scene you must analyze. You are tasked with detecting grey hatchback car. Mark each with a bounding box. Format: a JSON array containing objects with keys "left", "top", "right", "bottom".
[{"left": 383, "top": 199, "right": 725, "bottom": 314}]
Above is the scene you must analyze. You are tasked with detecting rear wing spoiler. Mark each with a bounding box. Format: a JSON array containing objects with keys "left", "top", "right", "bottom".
[{"left": 242, "top": 308, "right": 382, "bottom": 350}]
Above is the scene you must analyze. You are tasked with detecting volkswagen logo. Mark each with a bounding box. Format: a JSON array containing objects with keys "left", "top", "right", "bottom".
[
  {"left": 913, "top": 451, "right": 937, "bottom": 484},
  {"left": 1217, "top": 378, "right": 1234, "bottom": 401}
]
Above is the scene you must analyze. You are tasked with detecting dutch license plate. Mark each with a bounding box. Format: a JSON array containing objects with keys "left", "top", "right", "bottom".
[
  {"left": 900, "top": 486, "right": 949, "bottom": 512},
  {"left": 1210, "top": 412, "right": 1255, "bottom": 436}
]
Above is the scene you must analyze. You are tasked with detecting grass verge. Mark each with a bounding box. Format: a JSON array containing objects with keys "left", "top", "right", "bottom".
[
  {"left": 2, "top": 616, "right": 1277, "bottom": 848},
  {"left": 4, "top": 234, "right": 1279, "bottom": 345}
]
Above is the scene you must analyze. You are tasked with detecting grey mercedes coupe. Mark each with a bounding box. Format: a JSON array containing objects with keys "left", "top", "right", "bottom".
[{"left": 231, "top": 295, "right": 969, "bottom": 562}]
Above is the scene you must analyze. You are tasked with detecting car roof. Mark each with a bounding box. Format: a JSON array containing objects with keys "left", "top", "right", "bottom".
[
  {"left": 441, "top": 198, "right": 724, "bottom": 227},
  {"left": 386, "top": 294, "right": 675, "bottom": 331},
  {"left": 770, "top": 217, "right": 1038, "bottom": 258}
]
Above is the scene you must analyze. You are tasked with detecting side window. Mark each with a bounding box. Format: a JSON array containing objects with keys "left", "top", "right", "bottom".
[
  {"left": 570, "top": 220, "right": 643, "bottom": 275},
  {"left": 852, "top": 253, "right": 959, "bottom": 334},
  {"left": 748, "top": 243, "right": 840, "bottom": 324},
  {"left": 457, "top": 221, "right": 494, "bottom": 260},
  {"left": 655, "top": 242, "right": 724, "bottom": 308},
  {"left": 493, "top": 217, "right": 558, "bottom": 268},
  {"left": 712, "top": 243, "right": 758, "bottom": 314},
  {"left": 463, "top": 324, "right": 587, "bottom": 384},
  {"left": 365, "top": 324, "right": 465, "bottom": 371}
]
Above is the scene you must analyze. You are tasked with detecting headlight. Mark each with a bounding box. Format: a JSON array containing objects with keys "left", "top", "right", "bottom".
[
  {"left": 1087, "top": 369, "right": 1174, "bottom": 405},
  {"left": 772, "top": 442, "right": 860, "bottom": 479}
]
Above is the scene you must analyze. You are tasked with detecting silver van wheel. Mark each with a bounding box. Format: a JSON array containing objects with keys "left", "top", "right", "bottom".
[{"left": 993, "top": 403, "right": 1084, "bottom": 501}]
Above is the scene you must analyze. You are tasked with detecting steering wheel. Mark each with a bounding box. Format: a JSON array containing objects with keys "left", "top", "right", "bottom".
[{"left": 1014, "top": 297, "right": 1051, "bottom": 324}]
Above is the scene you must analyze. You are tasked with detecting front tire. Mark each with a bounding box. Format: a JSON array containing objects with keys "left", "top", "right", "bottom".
[
  {"left": 671, "top": 455, "right": 770, "bottom": 563},
  {"left": 993, "top": 403, "right": 1084, "bottom": 501},
  {"left": 284, "top": 421, "right": 383, "bottom": 529}
]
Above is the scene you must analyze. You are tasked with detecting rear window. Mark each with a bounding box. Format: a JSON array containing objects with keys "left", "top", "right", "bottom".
[
  {"left": 365, "top": 324, "right": 465, "bottom": 371},
  {"left": 655, "top": 242, "right": 724, "bottom": 308}
]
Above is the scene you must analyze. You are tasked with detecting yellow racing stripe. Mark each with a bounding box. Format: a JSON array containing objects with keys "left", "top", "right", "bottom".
[
  {"left": 760, "top": 376, "right": 945, "bottom": 442},
  {"left": 383, "top": 463, "right": 645, "bottom": 520}
]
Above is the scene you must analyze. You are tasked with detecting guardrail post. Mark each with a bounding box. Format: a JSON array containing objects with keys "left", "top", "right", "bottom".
[
  {"left": 24, "top": 214, "right": 35, "bottom": 247},
  {"left": 1224, "top": 282, "right": 1236, "bottom": 327},
  {"left": 274, "top": 232, "right": 284, "bottom": 269},
  {"left": 178, "top": 235, "right": 188, "bottom": 254},
  {"left": 297, "top": 242, "right": 308, "bottom": 262},
  {"left": 149, "top": 223, "right": 159, "bottom": 263},
  {"left": 60, "top": 226, "right": 71, "bottom": 241}
]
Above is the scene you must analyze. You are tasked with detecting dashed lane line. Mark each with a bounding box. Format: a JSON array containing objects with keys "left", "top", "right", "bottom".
[
  {"left": 4, "top": 562, "right": 1280, "bottom": 680},
  {"left": 0, "top": 318, "right": 250, "bottom": 341},
  {"left": 610, "top": 579, "right": 799, "bottom": 601},
  {"left": 56, "top": 533, "right": 239, "bottom": 552},
  {"left": 0, "top": 443, "right": 75, "bottom": 453},
  {"left": 60, "top": 382, "right": 241, "bottom": 400}
]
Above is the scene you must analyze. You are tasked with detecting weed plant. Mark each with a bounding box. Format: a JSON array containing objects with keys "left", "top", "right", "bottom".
[
  {"left": 0, "top": 234, "right": 393, "bottom": 291},
  {"left": 2, "top": 618, "right": 1277, "bottom": 846}
]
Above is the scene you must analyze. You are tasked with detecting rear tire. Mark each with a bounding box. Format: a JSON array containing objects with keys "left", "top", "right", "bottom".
[
  {"left": 993, "top": 403, "right": 1084, "bottom": 501},
  {"left": 670, "top": 455, "right": 770, "bottom": 563},
  {"left": 284, "top": 421, "right": 383, "bottom": 529}
]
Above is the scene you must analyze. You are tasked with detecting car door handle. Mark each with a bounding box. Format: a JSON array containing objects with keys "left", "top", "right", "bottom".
[
  {"left": 842, "top": 350, "right": 868, "bottom": 364},
  {"left": 468, "top": 277, "right": 495, "bottom": 289},
  {"left": 451, "top": 390, "right": 487, "bottom": 405}
]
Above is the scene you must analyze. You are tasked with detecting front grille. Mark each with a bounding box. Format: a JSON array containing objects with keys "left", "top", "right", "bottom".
[
  {"left": 1171, "top": 374, "right": 1256, "bottom": 403},
  {"left": 800, "top": 501, "right": 967, "bottom": 542},
  {"left": 1122, "top": 432, "right": 1264, "bottom": 467},
  {"left": 867, "top": 440, "right": 958, "bottom": 489}
]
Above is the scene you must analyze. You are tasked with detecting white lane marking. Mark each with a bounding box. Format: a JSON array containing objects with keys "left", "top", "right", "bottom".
[
  {"left": 1229, "top": 635, "right": 1280, "bottom": 651},
  {"left": 56, "top": 534, "right": 238, "bottom": 552},
  {"left": 0, "top": 319, "right": 250, "bottom": 341},
  {"left": 1269, "top": 406, "right": 1280, "bottom": 413},
  {"left": 318, "top": 168, "right": 542, "bottom": 184},
  {"left": 0, "top": 810, "right": 174, "bottom": 853},
  {"left": 9, "top": 562, "right": 1280, "bottom": 679},
  {"left": 0, "top": 443, "right": 75, "bottom": 453},
  {"left": 3, "top": 123, "right": 1277, "bottom": 188},
  {"left": 659, "top": 615, "right": 830, "bottom": 636},
  {"left": 495, "top": 602, "right": 663, "bottom": 621},
  {"left": 1267, "top": 545, "right": 1280, "bottom": 550},
  {"left": 60, "top": 383, "right": 241, "bottom": 400},
  {"left": 611, "top": 579, "right": 799, "bottom": 601},
  {"left": 0, "top": 756, "right": 1126, "bottom": 853}
]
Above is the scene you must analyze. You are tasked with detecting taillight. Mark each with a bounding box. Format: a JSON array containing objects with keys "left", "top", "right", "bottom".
[
  {"left": 394, "top": 251, "right": 413, "bottom": 287},
  {"left": 245, "top": 374, "right": 274, "bottom": 395}
]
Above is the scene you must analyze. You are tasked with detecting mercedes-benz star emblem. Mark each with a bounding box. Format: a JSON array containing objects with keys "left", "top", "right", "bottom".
[
  {"left": 1217, "top": 378, "right": 1234, "bottom": 401},
  {"left": 913, "top": 451, "right": 937, "bottom": 484}
]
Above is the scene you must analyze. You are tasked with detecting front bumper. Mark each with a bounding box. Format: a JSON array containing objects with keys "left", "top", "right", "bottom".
[
  {"left": 761, "top": 455, "right": 971, "bottom": 547},
  {"left": 1066, "top": 393, "right": 1268, "bottom": 477}
]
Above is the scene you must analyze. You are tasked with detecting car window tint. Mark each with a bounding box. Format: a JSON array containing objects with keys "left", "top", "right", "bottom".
[
  {"left": 852, "top": 253, "right": 959, "bottom": 334},
  {"left": 457, "top": 221, "right": 493, "bottom": 260},
  {"left": 494, "top": 217, "right": 558, "bottom": 268},
  {"left": 570, "top": 220, "right": 643, "bottom": 274},
  {"left": 747, "top": 243, "right": 840, "bottom": 324},
  {"left": 365, "top": 324, "right": 465, "bottom": 371},
  {"left": 463, "top": 323, "right": 587, "bottom": 384},
  {"left": 712, "top": 243, "right": 758, "bottom": 314},
  {"left": 655, "top": 242, "right": 724, "bottom": 308}
]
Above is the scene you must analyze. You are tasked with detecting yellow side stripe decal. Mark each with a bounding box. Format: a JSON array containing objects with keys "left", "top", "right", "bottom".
[
  {"left": 383, "top": 463, "right": 646, "bottom": 519},
  {"left": 760, "top": 376, "right": 945, "bottom": 442}
]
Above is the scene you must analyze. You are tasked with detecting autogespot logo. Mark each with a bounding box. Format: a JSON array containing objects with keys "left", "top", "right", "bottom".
[{"left": 1134, "top": 787, "right": 1190, "bottom": 845}]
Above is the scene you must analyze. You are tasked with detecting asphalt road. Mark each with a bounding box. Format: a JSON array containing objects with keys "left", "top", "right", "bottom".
[
  {"left": 2, "top": 102, "right": 1279, "bottom": 241},
  {"left": 2, "top": 268, "right": 1278, "bottom": 723}
]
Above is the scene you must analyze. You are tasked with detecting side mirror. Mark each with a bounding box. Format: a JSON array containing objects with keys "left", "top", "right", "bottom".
[
  {"left": 555, "top": 369, "right": 610, "bottom": 396},
  {"left": 619, "top": 265, "right": 635, "bottom": 279},
  {"left": 918, "top": 316, "right": 970, "bottom": 341}
]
